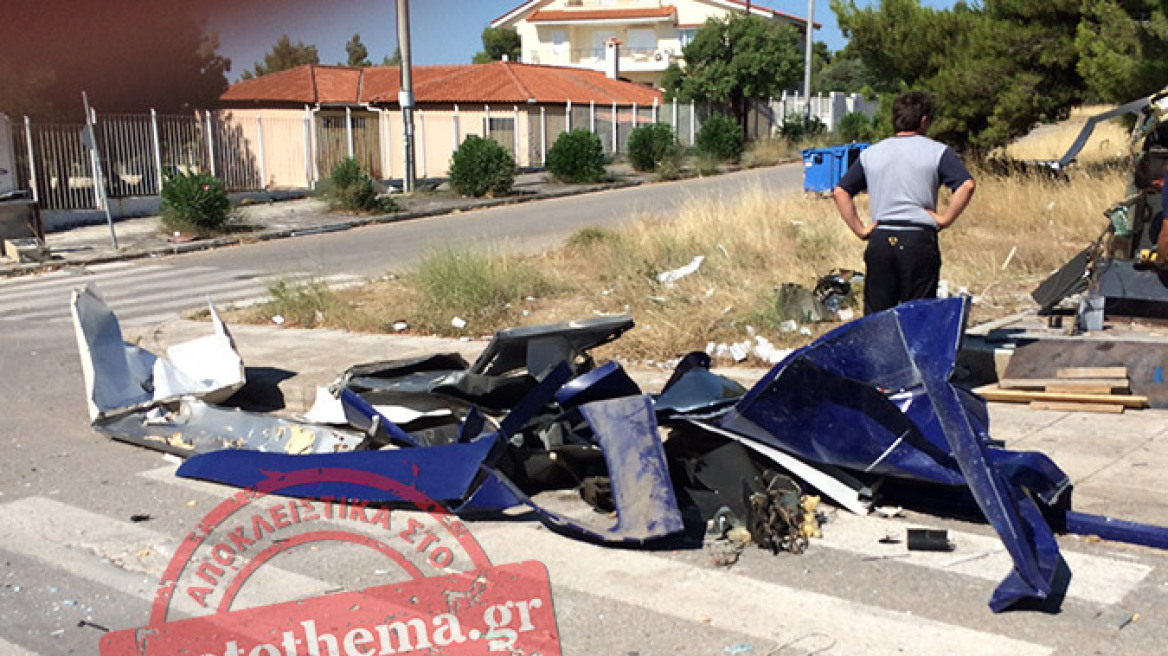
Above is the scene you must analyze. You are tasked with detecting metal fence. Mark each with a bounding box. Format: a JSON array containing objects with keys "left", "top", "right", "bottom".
[{"left": 7, "top": 93, "right": 876, "bottom": 211}]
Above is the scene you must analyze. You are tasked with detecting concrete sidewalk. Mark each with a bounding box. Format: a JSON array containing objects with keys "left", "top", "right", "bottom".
[
  {"left": 2, "top": 166, "right": 652, "bottom": 277},
  {"left": 136, "top": 317, "right": 1168, "bottom": 530}
]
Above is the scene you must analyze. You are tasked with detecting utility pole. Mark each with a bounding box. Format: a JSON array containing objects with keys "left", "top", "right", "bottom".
[
  {"left": 803, "top": 0, "right": 814, "bottom": 117},
  {"left": 396, "top": 0, "right": 417, "bottom": 193}
]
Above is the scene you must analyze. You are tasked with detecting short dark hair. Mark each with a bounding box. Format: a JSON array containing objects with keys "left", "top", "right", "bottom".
[
  {"left": 892, "top": 91, "right": 932, "bottom": 133},
  {"left": 1134, "top": 152, "right": 1168, "bottom": 190}
]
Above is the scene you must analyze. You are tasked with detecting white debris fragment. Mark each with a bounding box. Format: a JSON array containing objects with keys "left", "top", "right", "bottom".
[
  {"left": 729, "top": 342, "right": 749, "bottom": 362},
  {"left": 657, "top": 255, "right": 705, "bottom": 286},
  {"left": 713, "top": 343, "right": 731, "bottom": 359},
  {"left": 837, "top": 308, "right": 855, "bottom": 322},
  {"left": 303, "top": 386, "right": 348, "bottom": 425},
  {"left": 779, "top": 320, "right": 798, "bottom": 334},
  {"left": 705, "top": 341, "right": 717, "bottom": 354},
  {"left": 799, "top": 327, "right": 812, "bottom": 337},
  {"left": 392, "top": 321, "right": 409, "bottom": 331},
  {"left": 937, "top": 280, "right": 951, "bottom": 298},
  {"left": 272, "top": 314, "right": 286, "bottom": 325},
  {"left": 451, "top": 316, "right": 468, "bottom": 329}
]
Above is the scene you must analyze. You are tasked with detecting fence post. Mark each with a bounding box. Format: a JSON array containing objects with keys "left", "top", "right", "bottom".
[
  {"left": 149, "top": 109, "right": 163, "bottom": 193},
  {"left": 672, "top": 99, "right": 678, "bottom": 142},
  {"left": 484, "top": 104, "right": 490, "bottom": 137},
  {"left": 88, "top": 108, "right": 102, "bottom": 209},
  {"left": 23, "top": 116, "right": 39, "bottom": 204},
  {"left": 540, "top": 106, "right": 547, "bottom": 166},
  {"left": 652, "top": 98, "right": 657, "bottom": 124},
  {"left": 566, "top": 99, "right": 572, "bottom": 131},
  {"left": 682, "top": 99, "right": 691, "bottom": 145},
  {"left": 590, "top": 100, "right": 595, "bottom": 134},
  {"left": 419, "top": 109, "right": 427, "bottom": 178},
  {"left": 453, "top": 104, "right": 461, "bottom": 146},
  {"left": 381, "top": 108, "right": 392, "bottom": 180},
  {"left": 302, "top": 107, "right": 313, "bottom": 187},
  {"left": 611, "top": 101, "right": 617, "bottom": 154},
  {"left": 204, "top": 111, "right": 217, "bottom": 177},
  {"left": 345, "top": 107, "right": 355, "bottom": 158},
  {"left": 255, "top": 113, "right": 267, "bottom": 189},
  {"left": 512, "top": 105, "right": 520, "bottom": 165}
]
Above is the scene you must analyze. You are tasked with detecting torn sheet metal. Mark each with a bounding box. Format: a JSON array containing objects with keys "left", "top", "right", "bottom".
[
  {"left": 468, "top": 315, "right": 634, "bottom": 377},
  {"left": 718, "top": 297, "right": 1070, "bottom": 611},
  {"left": 98, "top": 400, "right": 366, "bottom": 457},
  {"left": 72, "top": 283, "right": 244, "bottom": 422},
  {"left": 175, "top": 394, "right": 684, "bottom": 544}
]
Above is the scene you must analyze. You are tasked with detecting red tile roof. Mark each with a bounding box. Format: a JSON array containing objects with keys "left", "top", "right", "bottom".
[
  {"left": 528, "top": 7, "right": 676, "bottom": 22},
  {"left": 221, "top": 62, "right": 662, "bottom": 107}
]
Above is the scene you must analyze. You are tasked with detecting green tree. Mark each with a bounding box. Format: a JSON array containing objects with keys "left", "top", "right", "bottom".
[
  {"left": 344, "top": 33, "right": 372, "bottom": 68},
  {"left": 1076, "top": 0, "right": 1168, "bottom": 103},
  {"left": 473, "top": 27, "right": 522, "bottom": 63},
  {"left": 241, "top": 35, "right": 320, "bottom": 80},
  {"left": 382, "top": 48, "right": 403, "bottom": 66},
  {"left": 833, "top": 0, "right": 1085, "bottom": 152},
  {"left": 664, "top": 15, "right": 803, "bottom": 129}
]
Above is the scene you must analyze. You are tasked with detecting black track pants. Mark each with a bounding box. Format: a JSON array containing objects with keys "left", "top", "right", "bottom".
[{"left": 863, "top": 227, "right": 941, "bottom": 315}]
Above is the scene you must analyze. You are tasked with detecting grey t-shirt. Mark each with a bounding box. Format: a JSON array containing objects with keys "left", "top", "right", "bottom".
[{"left": 837, "top": 134, "right": 972, "bottom": 229}]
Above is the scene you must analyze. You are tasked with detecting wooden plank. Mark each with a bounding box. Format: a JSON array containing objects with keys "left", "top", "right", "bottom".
[
  {"left": 1002, "top": 338, "right": 1168, "bottom": 408},
  {"left": 1029, "top": 401, "right": 1126, "bottom": 414},
  {"left": 1056, "top": 366, "right": 1129, "bottom": 380},
  {"left": 1044, "top": 383, "right": 1123, "bottom": 395},
  {"left": 998, "top": 377, "right": 1129, "bottom": 391},
  {"left": 973, "top": 384, "right": 1149, "bottom": 408}
]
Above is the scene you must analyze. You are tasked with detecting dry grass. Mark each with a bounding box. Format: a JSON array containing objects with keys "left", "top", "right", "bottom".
[
  {"left": 1000, "top": 105, "right": 1132, "bottom": 163},
  {"left": 240, "top": 162, "right": 1126, "bottom": 365}
]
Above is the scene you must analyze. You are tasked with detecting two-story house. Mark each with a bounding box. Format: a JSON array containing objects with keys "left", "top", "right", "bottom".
[{"left": 491, "top": 0, "right": 817, "bottom": 87}]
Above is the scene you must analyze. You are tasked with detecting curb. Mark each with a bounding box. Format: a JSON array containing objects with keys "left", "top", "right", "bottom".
[{"left": 1, "top": 178, "right": 647, "bottom": 278}]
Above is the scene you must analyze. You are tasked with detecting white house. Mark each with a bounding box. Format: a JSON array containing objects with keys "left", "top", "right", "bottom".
[{"left": 491, "top": 0, "right": 818, "bottom": 87}]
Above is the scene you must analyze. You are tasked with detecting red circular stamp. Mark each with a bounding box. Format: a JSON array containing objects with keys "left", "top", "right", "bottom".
[{"left": 99, "top": 467, "right": 560, "bottom": 656}]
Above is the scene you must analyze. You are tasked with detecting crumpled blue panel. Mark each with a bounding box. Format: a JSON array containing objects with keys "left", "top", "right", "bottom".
[
  {"left": 176, "top": 436, "right": 499, "bottom": 503},
  {"left": 719, "top": 297, "right": 1070, "bottom": 611},
  {"left": 177, "top": 389, "right": 683, "bottom": 544},
  {"left": 579, "top": 396, "right": 684, "bottom": 540}
]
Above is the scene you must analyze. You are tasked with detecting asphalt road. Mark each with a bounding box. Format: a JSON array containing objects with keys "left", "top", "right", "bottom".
[
  {"left": 4, "top": 163, "right": 1168, "bottom": 655},
  {"left": 184, "top": 164, "right": 805, "bottom": 279}
]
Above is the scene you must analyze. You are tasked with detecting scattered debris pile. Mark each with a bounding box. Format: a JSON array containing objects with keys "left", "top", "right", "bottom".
[{"left": 73, "top": 284, "right": 1168, "bottom": 612}]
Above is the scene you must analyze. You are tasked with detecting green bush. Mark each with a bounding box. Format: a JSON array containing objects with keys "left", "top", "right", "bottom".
[
  {"left": 626, "top": 123, "right": 678, "bottom": 172},
  {"left": 159, "top": 169, "right": 230, "bottom": 237},
  {"left": 695, "top": 113, "right": 744, "bottom": 163},
  {"left": 448, "top": 135, "right": 516, "bottom": 197},
  {"left": 835, "top": 111, "right": 877, "bottom": 144},
  {"left": 780, "top": 114, "right": 826, "bottom": 144},
  {"left": 326, "top": 157, "right": 396, "bottom": 213},
  {"left": 547, "top": 129, "right": 606, "bottom": 183}
]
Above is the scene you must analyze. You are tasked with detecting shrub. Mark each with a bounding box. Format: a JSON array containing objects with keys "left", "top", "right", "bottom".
[
  {"left": 547, "top": 129, "right": 606, "bottom": 183},
  {"left": 836, "top": 111, "right": 876, "bottom": 144},
  {"left": 626, "top": 123, "right": 678, "bottom": 172},
  {"left": 780, "top": 114, "right": 827, "bottom": 144},
  {"left": 159, "top": 169, "right": 230, "bottom": 237},
  {"left": 448, "top": 135, "right": 516, "bottom": 197},
  {"left": 695, "top": 113, "right": 744, "bottom": 163},
  {"left": 326, "top": 157, "right": 396, "bottom": 213}
]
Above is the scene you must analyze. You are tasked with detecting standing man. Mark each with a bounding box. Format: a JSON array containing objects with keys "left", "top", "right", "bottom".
[{"left": 832, "top": 91, "right": 976, "bottom": 315}]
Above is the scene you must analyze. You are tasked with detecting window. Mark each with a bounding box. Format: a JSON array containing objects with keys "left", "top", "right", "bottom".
[
  {"left": 551, "top": 30, "right": 566, "bottom": 56},
  {"left": 679, "top": 28, "right": 697, "bottom": 47}
]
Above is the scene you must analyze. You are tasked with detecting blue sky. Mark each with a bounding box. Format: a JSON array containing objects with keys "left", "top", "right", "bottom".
[{"left": 208, "top": 1, "right": 958, "bottom": 81}]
